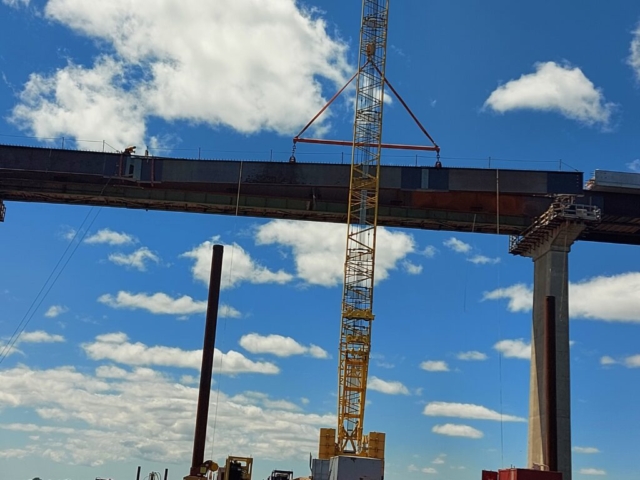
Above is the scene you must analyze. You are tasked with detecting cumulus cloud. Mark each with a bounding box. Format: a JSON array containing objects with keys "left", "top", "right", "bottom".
[
  {"left": 367, "top": 376, "right": 410, "bottom": 395},
  {"left": 484, "top": 61, "right": 615, "bottom": 127},
  {"left": 629, "top": 24, "right": 640, "bottom": 81},
  {"left": 484, "top": 273, "right": 640, "bottom": 323},
  {"left": 44, "top": 305, "right": 68, "bottom": 318},
  {"left": 108, "top": 247, "right": 160, "bottom": 271},
  {"left": 9, "top": 0, "right": 352, "bottom": 146},
  {"left": 239, "top": 333, "right": 328, "bottom": 359},
  {"left": 19, "top": 331, "right": 65, "bottom": 344},
  {"left": 403, "top": 261, "right": 423, "bottom": 275},
  {"left": 82, "top": 332, "right": 279, "bottom": 374},
  {"left": 98, "top": 291, "right": 240, "bottom": 318},
  {"left": 0, "top": 363, "right": 333, "bottom": 465},
  {"left": 468, "top": 255, "right": 500, "bottom": 265},
  {"left": 573, "top": 446, "right": 600, "bottom": 454},
  {"left": 181, "top": 238, "right": 293, "bottom": 290},
  {"left": 423, "top": 402, "right": 525, "bottom": 422},
  {"left": 432, "top": 424, "right": 483, "bottom": 439},
  {"left": 624, "top": 355, "right": 640, "bottom": 368},
  {"left": 421, "top": 246, "right": 437, "bottom": 258},
  {"left": 457, "top": 351, "right": 488, "bottom": 361},
  {"left": 443, "top": 237, "right": 471, "bottom": 254},
  {"left": 420, "top": 360, "right": 449, "bottom": 372},
  {"left": 255, "top": 220, "right": 416, "bottom": 287},
  {"left": 579, "top": 468, "right": 606, "bottom": 476},
  {"left": 494, "top": 339, "right": 531, "bottom": 360},
  {"left": 421, "top": 467, "right": 437, "bottom": 474},
  {"left": 84, "top": 228, "right": 136, "bottom": 246},
  {"left": 627, "top": 159, "right": 640, "bottom": 172},
  {"left": 600, "top": 356, "right": 617, "bottom": 366},
  {"left": 432, "top": 454, "right": 447, "bottom": 465}
]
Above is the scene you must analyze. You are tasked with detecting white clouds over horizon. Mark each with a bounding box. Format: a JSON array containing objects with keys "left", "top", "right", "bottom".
[
  {"left": 97, "top": 291, "right": 240, "bottom": 318},
  {"left": 483, "top": 272, "right": 640, "bottom": 323},
  {"left": 9, "top": 0, "right": 352, "bottom": 146},
  {"left": 423, "top": 401, "right": 525, "bottom": 422},
  {"left": 255, "top": 220, "right": 417, "bottom": 287},
  {"left": 432, "top": 424, "right": 483, "bottom": 439},
  {"left": 484, "top": 61, "right": 615, "bottom": 128},
  {"left": 494, "top": 339, "right": 531, "bottom": 360},
  {"left": 84, "top": 228, "right": 136, "bottom": 246},
  {"left": 108, "top": 247, "right": 160, "bottom": 271},
  {"left": 368, "top": 376, "right": 410, "bottom": 395},
  {"left": 82, "top": 332, "right": 279, "bottom": 375},
  {"left": 239, "top": 333, "right": 328, "bottom": 359}
]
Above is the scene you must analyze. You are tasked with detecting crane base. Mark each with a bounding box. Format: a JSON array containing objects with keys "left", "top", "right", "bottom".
[{"left": 312, "top": 456, "right": 383, "bottom": 480}]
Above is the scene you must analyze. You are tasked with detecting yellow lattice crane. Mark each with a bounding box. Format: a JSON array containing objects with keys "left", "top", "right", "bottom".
[{"left": 293, "top": 0, "right": 440, "bottom": 464}]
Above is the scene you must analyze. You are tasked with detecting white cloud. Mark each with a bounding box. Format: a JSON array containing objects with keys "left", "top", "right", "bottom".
[
  {"left": 494, "top": 339, "right": 531, "bottom": 360},
  {"left": 368, "top": 376, "right": 410, "bottom": 395},
  {"left": 579, "top": 468, "right": 606, "bottom": 476},
  {"left": 403, "top": 261, "right": 423, "bottom": 275},
  {"left": 627, "top": 159, "right": 640, "bottom": 172},
  {"left": 83, "top": 332, "right": 279, "bottom": 375},
  {"left": 255, "top": 220, "right": 416, "bottom": 287},
  {"left": 467, "top": 255, "right": 500, "bottom": 265},
  {"left": 181, "top": 238, "right": 293, "bottom": 290},
  {"left": 423, "top": 402, "right": 525, "bottom": 422},
  {"left": 457, "top": 351, "right": 488, "bottom": 361},
  {"left": 239, "top": 333, "right": 328, "bottom": 359},
  {"left": 421, "top": 467, "right": 437, "bottom": 474},
  {"left": 97, "top": 291, "right": 239, "bottom": 318},
  {"left": 19, "top": 331, "right": 65, "bottom": 344},
  {"left": 421, "top": 246, "right": 437, "bottom": 258},
  {"left": 420, "top": 360, "right": 449, "bottom": 372},
  {"left": 600, "top": 356, "right": 617, "bottom": 366},
  {"left": 44, "top": 305, "right": 68, "bottom": 318},
  {"left": 432, "top": 453, "right": 447, "bottom": 465},
  {"left": 484, "top": 61, "right": 615, "bottom": 127},
  {"left": 2, "top": 0, "right": 29, "bottom": 8},
  {"left": 443, "top": 237, "right": 471, "bottom": 254},
  {"left": 573, "top": 446, "right": 600, "bottom": 454},
  {"left": 108, "top": 247, "right": 160, "bottom": 271},
  {"left": 10, "top": 0, "right": 351, "bottom": 146},
  {"left": 0, "top": 363, "right": 334, "bottom": 465},
  {"left": 408, "top": 464, "right": 418, "bottom": 472},
  {"left": 84, "top": 228, "right": 135, "bottom": 246},
  {"left": 432, "top": 424, "right": 483, "bottom": 439},
  {"left": 624, "top": 355, "right": 640, "bottom": 368},
  {"left": 484, "top": 273, "right": 640, "bottom": 323},
  {"left": 629, "top": 24, "right": 640, "bottom": 81},
  {"left": 482, "top": 284, "right": 533, "bottom": 312}
]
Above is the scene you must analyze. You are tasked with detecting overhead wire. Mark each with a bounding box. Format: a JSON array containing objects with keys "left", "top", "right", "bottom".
[
  {"left": 496, "top": 169, "right": 505, "bottom": 467},
  {"left": 0, "top": 175, "right": 113, "bottom": 365}
]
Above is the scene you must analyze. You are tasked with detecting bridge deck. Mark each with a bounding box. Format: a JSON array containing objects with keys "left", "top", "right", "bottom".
[{"left": 1, "top": 144, "right": 639, "bottom": 245}]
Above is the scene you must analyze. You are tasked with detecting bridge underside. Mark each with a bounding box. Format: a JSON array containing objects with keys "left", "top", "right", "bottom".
[{"left": 1, "top": 144, "right": 640, "bottom": 245}]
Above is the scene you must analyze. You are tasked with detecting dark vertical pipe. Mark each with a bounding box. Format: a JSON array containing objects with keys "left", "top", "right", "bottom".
[
  {"left": 164, "top": 468, "right": 168, "bottom": 480},
  {"left": 545, "top": 295, "right": 558, "bottom": 472},
  {"left": 136, "top": 466, "right": 141, "bottom": 480},
  {"left": 190, "top": 244, "right": 224, "bottom": 476}
]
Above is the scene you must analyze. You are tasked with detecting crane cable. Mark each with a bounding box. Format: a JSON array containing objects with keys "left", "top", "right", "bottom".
[{"left": 496, "top": 169, "right": 505, "bottom": 467}]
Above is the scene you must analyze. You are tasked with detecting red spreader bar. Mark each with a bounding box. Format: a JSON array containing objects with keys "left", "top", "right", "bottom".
[
  {"left": 292, "top": 61, "right": 440, "bottom": 158},
  {"left": 294, "top": 137, "right": 439, "bottom": 151}
]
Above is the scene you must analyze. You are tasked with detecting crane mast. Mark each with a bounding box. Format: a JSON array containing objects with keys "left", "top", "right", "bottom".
[{"left": 337, "top": 0, "right": 389, "bottom": 455}]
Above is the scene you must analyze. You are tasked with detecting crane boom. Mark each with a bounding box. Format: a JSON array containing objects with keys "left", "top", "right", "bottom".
[{"left": 337, "top": 0, "right": 389, "bottom": 455}]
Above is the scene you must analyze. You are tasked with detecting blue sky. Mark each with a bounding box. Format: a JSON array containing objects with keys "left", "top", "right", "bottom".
[{"left": 1, "top": 1, "right": 640, "bottom": 479}]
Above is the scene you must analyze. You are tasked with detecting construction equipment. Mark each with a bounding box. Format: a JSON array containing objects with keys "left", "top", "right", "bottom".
[
  {"left": 216, "top": 456, "right": 253, "bottom": 480},
  {"left": 293, "top": 0, "right": 439, "bottom": 472},
  {"left": 266, "top": 470, "right": 293, "bottom": 480}
]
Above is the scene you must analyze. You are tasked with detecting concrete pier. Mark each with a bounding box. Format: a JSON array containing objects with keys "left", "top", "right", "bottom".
[
  {"left": 525, "top": 226, "right": 583, "bottom": 480},
  {"left": 510, "top": 197, "right": 601, "bottom": 480}
]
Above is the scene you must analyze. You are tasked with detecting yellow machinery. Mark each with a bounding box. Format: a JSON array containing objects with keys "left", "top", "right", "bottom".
[
  {"left": 215, "top": 456, "right": 253, "bottom": 480},
  {"left": 292, "top": 0, "right": 439, "bottom": 469}
]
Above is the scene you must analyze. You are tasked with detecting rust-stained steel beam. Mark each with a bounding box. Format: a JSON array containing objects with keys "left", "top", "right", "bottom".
[{"left": 1, "top": 144, "right": 640, "bottom": 245}]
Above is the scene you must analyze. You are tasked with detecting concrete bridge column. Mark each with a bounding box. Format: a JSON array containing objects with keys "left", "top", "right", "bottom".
[{"left": 523, "top": 223, "right": 585, "bottom": 480}]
